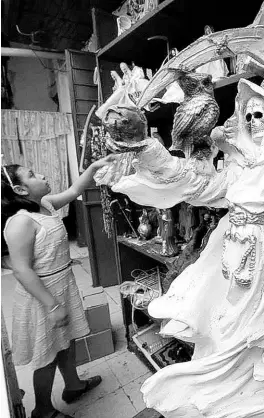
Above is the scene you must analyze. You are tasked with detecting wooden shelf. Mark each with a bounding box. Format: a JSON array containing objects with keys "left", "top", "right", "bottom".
[
  {"left": 97, "top": 0, "right": 184, "bottom": 68},
  {"left": 97, "top": 1, "right": 260, "bottom": 69},
  {"left": 117, "top": 236, "right": 179, "bottom": 267},
  {"left": 214, "top": 72, "right": 254, "bottom": 89},
  {"left": 146, "top": 72, "right": 258, "bottom": 128}
]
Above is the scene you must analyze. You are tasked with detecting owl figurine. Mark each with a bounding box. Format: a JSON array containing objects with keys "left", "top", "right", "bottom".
[{"left": 170, "top": 71, "right": 220, "bottom": 160}]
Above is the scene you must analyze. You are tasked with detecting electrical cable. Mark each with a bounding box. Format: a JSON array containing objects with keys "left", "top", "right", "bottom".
[{"left": 31, "top": 49, "right": 67, "bottom": 72}]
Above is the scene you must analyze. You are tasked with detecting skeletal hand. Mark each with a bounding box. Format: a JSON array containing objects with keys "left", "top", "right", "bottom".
[{"left": 223, "top": 116, "right": 238, "bottom": 143}]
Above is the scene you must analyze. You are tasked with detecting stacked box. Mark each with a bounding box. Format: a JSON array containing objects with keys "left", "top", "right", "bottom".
[
  {"left": 75, "top": 329, "right": 114, "bottom": 366},
  {"left": 76, "top": 286, "right": 114, "bottom": 366},
  {"left": 83, "top": 287, "right": 111, "bottom": 333}
]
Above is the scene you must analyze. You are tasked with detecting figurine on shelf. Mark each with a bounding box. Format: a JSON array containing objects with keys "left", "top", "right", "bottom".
[
  {"left": 152, "top": 47, "right": 185, "bottom": 105},
  {"left": 195, "top": 25, "right": 229, "bottom": 81},
  {"left": 110, "top": 70, "right": 123, "bottom": 92},
  {"left": 129, "top": 61, "right": 150, "bottom": 101},
  {"left": 131, "top": 61, "right": 145, "bottom": 80},
  {"left": 143, "top": 0, "right": 159, "bottom": 15},
  {"left": 160, "top": 209, "right": 178, "bottom": 257},
  {"left": 235, "top": 5, "right": 264, "bottom": 76},
  {"left": 178, "top": 202, "right": 197, "bottom": 243},
  {"left": 120, "top": 62, "right": 132, "bottom": 85},
  {"left": 137, "top": 209, "right": 152, "bottom": 240},
  {"left": 116, "top": 15, "right": 132, "bottom": 36},
  {"left": 154, "top": 209, "right": 163, "bottom": 243},
  {"left": 128, "top": 0, "right": 145, "bottom": 23}
]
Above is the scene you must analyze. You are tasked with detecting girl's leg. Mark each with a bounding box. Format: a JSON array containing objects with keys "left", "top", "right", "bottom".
[
  {"left": 56, "top": 340, "right": 84, "bottom": 390},
  {"left": 57, "top": 340, "right": 101, "bottom": 404},
  {"left": 32, "top": 358, "right": 57, "bottom": 417}
]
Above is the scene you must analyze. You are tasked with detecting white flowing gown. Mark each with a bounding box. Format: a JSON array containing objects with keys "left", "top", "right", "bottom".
[{"left": 110, "top": 137, "right": 264, "bottom": 418}]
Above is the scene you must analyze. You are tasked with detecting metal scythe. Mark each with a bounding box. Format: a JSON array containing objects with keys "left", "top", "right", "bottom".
[{"left": 137, "top": 25, "right": 264, "bottom": 108}]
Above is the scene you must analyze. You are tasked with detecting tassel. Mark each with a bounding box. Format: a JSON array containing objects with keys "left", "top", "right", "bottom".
[{"left": 16, "top": 118, "right": 23, "bottom": 155}]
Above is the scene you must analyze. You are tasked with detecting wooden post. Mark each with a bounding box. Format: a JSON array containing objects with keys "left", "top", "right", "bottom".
[{"left": 1, "top": 310, "right": 26, "bottom": 418}]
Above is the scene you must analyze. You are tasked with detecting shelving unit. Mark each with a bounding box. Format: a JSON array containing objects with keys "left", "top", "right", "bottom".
[
  {"left": 97, "top": 0, "right": 186, "bottom": 68},
  {"left": 118, "top": 236, "right": 179, "bottom": 267},
  {"left": 97, "top": 0, "right": 261, "bottom": 69},
  {"left": 93, "top": 0, "right": 263, "bottom": 380},
  {"left": 213, "top": 72, "right": 253, "bottom": 89},
  {"left": 132, "top": 324, "right": 172, "bottom": 372}
]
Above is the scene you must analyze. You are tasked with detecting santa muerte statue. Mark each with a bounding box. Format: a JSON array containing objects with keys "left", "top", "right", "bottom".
[{"left": 94, "top": 23, "right": 264, "bottom": 418}]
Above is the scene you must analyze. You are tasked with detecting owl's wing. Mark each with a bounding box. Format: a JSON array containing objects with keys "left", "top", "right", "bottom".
[
  {"left": 171, "top": 97, "right": 214, "bottom": 151},
  {"left": 173, "top": 98, "right": 208, "bottom": 138}
]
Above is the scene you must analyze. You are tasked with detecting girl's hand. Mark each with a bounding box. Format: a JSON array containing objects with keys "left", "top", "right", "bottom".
[
  {"left": 92, "top": 154, "right": 121, "bottom": 170},
  {"left": 48, "top": 305, "right": 69, "bottom": 328}
]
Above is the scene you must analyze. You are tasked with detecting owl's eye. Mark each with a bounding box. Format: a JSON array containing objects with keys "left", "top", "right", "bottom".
[{"left": 203, "top": 78, "right": 211, "bottom": 87}]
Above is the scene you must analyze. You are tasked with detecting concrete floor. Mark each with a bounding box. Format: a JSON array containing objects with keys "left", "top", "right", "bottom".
[{"left": 1, "top": 242, "right": 153, "bottom": 418}]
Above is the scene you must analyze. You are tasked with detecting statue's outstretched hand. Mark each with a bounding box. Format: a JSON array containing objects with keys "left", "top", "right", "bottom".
[
  {"left": 102, "top": 106, "right": 150, "bottom": 153},
  {"left": 223, "top": 115, "right": 238, "bottom": 143},
  {"left": 211, "top": 114, "right": 239, "bottom": 153}
]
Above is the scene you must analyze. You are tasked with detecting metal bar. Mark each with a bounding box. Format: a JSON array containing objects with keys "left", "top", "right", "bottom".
[
  {"left": 1, "top": 47, "right": 64, "bottom": 60},
  {"left": 72, "top": 83, "right": 96, "bottom": 88},
  {"left": 74, "top": 98, "right": 97, "bottom": 102}
]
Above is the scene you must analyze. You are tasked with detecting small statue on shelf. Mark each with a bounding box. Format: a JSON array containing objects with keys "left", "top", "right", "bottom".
[
  {"left": 160, "top": 209, "right": 178, "bottom": 257},
  {"left": 128, "top": 0, "right": 145, "bottom": 23},
  {"left": 152, "top": 48, "right": 185, "bottom": 106},
  {"left": 110, "top": 70, "right": 123, "bottom": 91},
  {"left": 154, "top": 208, "right": 163, "bottom": 243},
  {"left": 120, "top": 62, "right": 132, "bottom": 85},
  {"left": 178, "top": 202, "right": 197, "bottom": 243},
  {"left": 130, "top": 61, "right": 149, "bottom": 101},
  {"left": 116, "top": 15, "right": 132, "bottom": 36},
  {"left": 235, "top": 5, "right": 264, "bottom": 76},
  {"left": 131, "top": 61, "right": 145, "bottom": 80},
  {"left": 195, "top": 25, "right": 229, "bottom": 81},
  {"left": 137, "top": 209, "right": 152, "bottom": 240},
  {"left": 143, "top": 0, "right": 159, "bottom": 15}
]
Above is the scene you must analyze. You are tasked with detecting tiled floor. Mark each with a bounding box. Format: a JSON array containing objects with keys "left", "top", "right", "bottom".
[{"left": 1, "top": 242, "right": 153, "bottom": 418}]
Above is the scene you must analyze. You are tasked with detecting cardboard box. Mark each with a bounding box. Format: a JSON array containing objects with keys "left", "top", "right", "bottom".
[
  {"left": 75, "top": 329, "right": 114, "bottom": 366},
  {"left": 83, "top": 289, "right": 111, "bottom": 333},
  {"left": 79, "top": 286, "right": 104, "bottom": 301}
]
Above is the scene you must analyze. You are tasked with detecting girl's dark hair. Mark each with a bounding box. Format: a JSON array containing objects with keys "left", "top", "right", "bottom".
[{"left": 1, "top": 164, "right": 40, "bottom": 256}]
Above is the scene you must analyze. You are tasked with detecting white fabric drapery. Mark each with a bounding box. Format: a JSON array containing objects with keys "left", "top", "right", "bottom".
[{"left": 1, "top": 110, "right": 72, "bottom": 218}]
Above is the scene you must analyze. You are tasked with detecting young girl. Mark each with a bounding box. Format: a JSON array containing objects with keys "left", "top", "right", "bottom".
[{"left": 1, "top": 155, "right": 117, "bottom": 418}]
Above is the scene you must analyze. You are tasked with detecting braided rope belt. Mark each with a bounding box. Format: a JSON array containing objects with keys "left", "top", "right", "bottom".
[
  {"left": 229, "top": 204, "right": 264, "bottom": 227},
  {"left": 222, "top": 205, "right": 264, "bottom": 288}
]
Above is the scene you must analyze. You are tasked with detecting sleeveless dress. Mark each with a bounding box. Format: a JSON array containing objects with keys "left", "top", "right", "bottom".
[{"left": 3, "top": 198, "right": 89, "bottom": 370}]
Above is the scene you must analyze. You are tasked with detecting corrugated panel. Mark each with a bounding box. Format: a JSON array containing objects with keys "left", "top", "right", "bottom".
[
  {"left": 65, "top": 49, "right": 98, "bottom": 162},
  {"left": 65, "top": 49, "right": 118, "bottom": 287}
]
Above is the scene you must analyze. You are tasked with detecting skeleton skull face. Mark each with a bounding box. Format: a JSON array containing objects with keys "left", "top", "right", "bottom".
[{"left": 245, "top": 96, "right": 264, "bottom": 145}]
